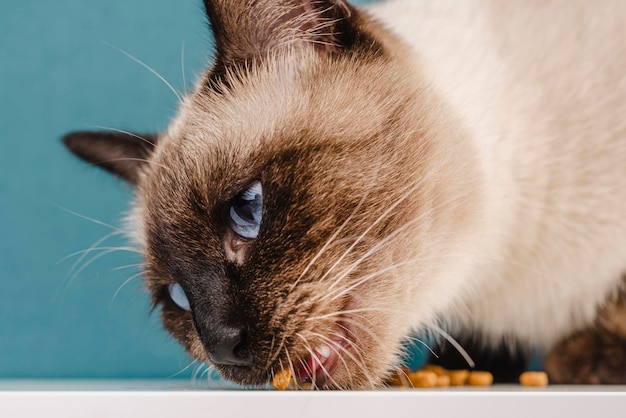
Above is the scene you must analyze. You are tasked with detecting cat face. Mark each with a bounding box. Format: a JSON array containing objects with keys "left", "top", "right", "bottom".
[{"left": 64, "top": 0, "right": 482, "bottom": 388}]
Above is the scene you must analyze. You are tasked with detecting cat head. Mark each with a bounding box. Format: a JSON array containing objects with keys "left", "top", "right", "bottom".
[{"left": 64, "top": 0, "right": 481, "bottom": 388}]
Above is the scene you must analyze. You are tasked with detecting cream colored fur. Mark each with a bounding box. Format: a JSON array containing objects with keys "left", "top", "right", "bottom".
[{"left": 370, "top": 0, "right": 626, "bottom": 348}]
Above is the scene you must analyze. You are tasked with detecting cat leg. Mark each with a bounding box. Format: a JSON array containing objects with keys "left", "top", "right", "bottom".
[{"left": 544, "top": 293, "right": 626, "bottom": 384}]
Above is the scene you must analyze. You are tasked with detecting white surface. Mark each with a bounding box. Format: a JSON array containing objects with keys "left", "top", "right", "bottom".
[{"left": 1, "top": 381, "right": 625, "bottom": 418}]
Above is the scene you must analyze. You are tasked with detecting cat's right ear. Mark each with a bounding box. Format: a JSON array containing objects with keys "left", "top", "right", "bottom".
[{"left": 62, "top": 131, "right": 157, "bottom": 185}]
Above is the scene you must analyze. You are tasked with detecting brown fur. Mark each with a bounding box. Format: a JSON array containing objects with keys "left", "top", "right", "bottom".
[{"left": 545, "top": 288, "right": 626, "bottom": 384}]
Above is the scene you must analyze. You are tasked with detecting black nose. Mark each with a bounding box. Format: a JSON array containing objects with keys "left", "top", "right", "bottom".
[{"left": 208, "top": 326, "right": 253, "bottom": 367}]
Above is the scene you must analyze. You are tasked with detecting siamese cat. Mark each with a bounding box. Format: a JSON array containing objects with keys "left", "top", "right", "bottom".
[{"left": 63, "top": 0, "right": 626, "bottom": 388}]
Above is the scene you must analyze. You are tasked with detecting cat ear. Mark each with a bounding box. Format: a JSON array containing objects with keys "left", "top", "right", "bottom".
[
  {"left": 62, "top": 131, "right": 157, "bottom": 185},
  {"left": 203, "top": 0, "right": 368, "bottom": 66}
]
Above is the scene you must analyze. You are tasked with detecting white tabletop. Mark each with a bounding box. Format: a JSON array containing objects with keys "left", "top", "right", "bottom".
[{"left": 1, "top": 380, "right": 625, "bottom": 418}]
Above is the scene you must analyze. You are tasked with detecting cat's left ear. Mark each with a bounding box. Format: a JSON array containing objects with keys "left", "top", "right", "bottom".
[
  {"left": 203, "top": 0, "right": 374, "bottom": 67},
  {"left": 62, "top": 131, "right": 157, "bottom": 185}
]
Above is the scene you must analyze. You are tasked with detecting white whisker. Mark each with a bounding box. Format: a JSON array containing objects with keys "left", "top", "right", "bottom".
[
  {"left": 56, "top": 234, "right": 125, "bottom": 267},
  {"left": 61, "top": 247, "right": 141, "bottom": 296},
  {"left": 290, "top": 190, "right": 371, "bottom": 293},
  {"left": 59, "top": 246, "right": 142, "bottom": 265},
  {"left": 166, "top": 359, "right": 198, "bottom": 379},
  {"left": 109, "top": 271, "right": 144, "bottom": 306},
  {"left": 283, "top": 349, "right": 298, "bottom": 390},
  {"left": 305, "top": 331, "right": 367, "bottom": 389},
  {"left": 109, "top": 263, "right": 144, "bottom": 272},
  {"left": 47, "top": 200, "right": 121, "bottom": 232},
  {"left": 402, "top": 334, "right": 439, "bottom": 360},
  {"left": 322, "top": 189, "right": 472, "bottom": 296},
  {"left": 89, "top": 125, "right": 156, "bottom": 148},
  {"left": 325, "top": 256, "right": 433, "bottom": 303},
  {"left": 181, "top": 40, "right": 188, "bottom": 96},
  {"left": 295, "top": 333, "right": 343, "bottom": 389},
  {"left": 103, "top": 42, "right": 183, "bottom": 103},
  {"left": 265, "top": 332, "right": 288, "bottom": 372},
  {"left": 317, "top": 174, "right": 430, "bottom": 287},
  {"left": 305, "top": 306, "right": 406, "bottom": 321},
  {"left": 430, "top": 324, "right": 475, "bottom": 368}
]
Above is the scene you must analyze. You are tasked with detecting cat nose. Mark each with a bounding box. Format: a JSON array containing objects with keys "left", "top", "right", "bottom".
[{"left": 208, "top": 326, "right": 253, "bottom": 367}]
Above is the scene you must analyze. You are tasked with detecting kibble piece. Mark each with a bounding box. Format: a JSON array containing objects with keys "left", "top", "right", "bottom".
[
  {"left": 448, "top": 370, "right": 470, "bottom": 386},
  {"left": 420, "top": 364, "right": 448, "bottom": 376},
  {"left": 270, "top": 368, "right": 292, "bottom": 391},
  {"left": 435, "top": 374, "right": 451, "bottom": 387},
  {"left": 467, "top": 371, "right": 494, "bottom": 387},
  {"left": 409, "top": 370, "right": 438, "bottom": 388},
  {"left": 519, "top": 371, "right": 549, "bottom": 387}
]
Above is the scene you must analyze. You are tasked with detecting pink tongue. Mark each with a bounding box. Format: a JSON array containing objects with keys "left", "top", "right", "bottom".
[{"left": 294, "top": 354, "right": 322, "bottom": 380}]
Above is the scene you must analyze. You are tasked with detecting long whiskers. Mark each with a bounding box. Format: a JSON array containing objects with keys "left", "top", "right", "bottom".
[
  {"left": 295, "top": 333, "right": 343, "bottom": 389},
  {"left": 300, "top": 332, "right": 355, "bottom": 389},
  {"left": 289, "top": 190, "right": 371, "bottom": 293},
  {"left": 402, "top": 334, "right": 439, "bottom": 360},
  {"left": 50, "top": 201, "right": 144, "bottom": 300},
  {"left": 321, "top": 190, "right": 473, "bottom": 299},
  {"left": 166, "top": 359, "right": 199, "bottom": 379},
  {"left": 305, "top": 306, "right": 407, "bottom": 321},
  {"left": 283, "top": 350, "right": 297, "bottom": 390},
  {"left": 181, "top": 40, "right": 188, "bottom": 96},
  {"left": 89, "top": 125, "right": 156, "bottom": 148},
  {"left": 103, "top": 42, "right": 183, "bottom": 103},
  {"left": 264, "top": 332, "right": 288, "bottom": 372},
  {"left": 324, "top": 255, "right": 437, "bottom": 303},
  {"left": 429, "top": 324, "right": 475, "bottom": 368},
  {"left": 290, "top": 157, "right": 384, "bottom": 293},
  {"left": 317, "top": 174, "right": 433, "bottom": 287},
  {"left": 109, "top": 271, "right": 144, "bottom": 306},
  {"left": 47, "top": 200, "right": 121, "bottom": 232}
]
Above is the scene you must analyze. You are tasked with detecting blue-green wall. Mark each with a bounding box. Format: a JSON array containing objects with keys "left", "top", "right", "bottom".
[
  {"left": 0, "top": 0, "right": 396, "bottom": 380},
  {"left": 0, "top": 0, "right": 214, "bottom": 379}
]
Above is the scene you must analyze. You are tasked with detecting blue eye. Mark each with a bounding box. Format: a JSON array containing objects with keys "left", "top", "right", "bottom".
[
  {"left": 168, "top": 283, "right": 190, "bottom": 311},
  {"left": 228, "top": 181, "right": 263, "bottom": 240}
]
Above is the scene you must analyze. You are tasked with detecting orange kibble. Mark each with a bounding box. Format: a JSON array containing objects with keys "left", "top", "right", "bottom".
[
  {"left": 409, "top": 370, "right": 438, "bottom": 388},
  {"left": 435, "top": 374, "right": 451, "bottom": 387},
  {"left": 519, "top": 371, "right": 549, "bottom": 387},
  {"left": 420, "top": 364, "right": 448, "bottom": 376},
  {"left": 467, "top": 371, "right": 493, "bottom": 386},
  {"left": 448, "top": 370, "right": 470, "bottom": 386},
  {"left": 270, "top": 368, "right": 292, "bottom": 391}
]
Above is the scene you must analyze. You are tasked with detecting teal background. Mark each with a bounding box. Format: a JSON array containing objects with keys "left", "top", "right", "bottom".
[
  {"left": 1, "top": 0, "right": 212, "bottom": 379},
  {"left": 0, "top": 0, "right": 402, "bottom": 381}
]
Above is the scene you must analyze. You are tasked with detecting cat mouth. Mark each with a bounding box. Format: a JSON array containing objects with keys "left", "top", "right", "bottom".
[{"left": 290, "top": 322, "right": 352, "bottom": 388}]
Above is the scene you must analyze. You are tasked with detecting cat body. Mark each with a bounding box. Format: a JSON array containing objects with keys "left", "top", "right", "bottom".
[
  {"left": 371, "top": 0, "right": 626, "bottom": 348},
  {"left": 64, "top": 0, "right": 626, "bottom": 388}
]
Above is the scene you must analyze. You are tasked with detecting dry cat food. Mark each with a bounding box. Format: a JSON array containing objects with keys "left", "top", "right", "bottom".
[
  {"left": 467, "top": 371, "right": 494, "bottom": 386},
  {"left": 519, "top": 371, "right": 549, "bottom": 387},
  {"left": 388, "top": 367, "right": 493, "bottom": 388},
  {"left": 448, "top": 369, "right": 470, "bottom": 386},
  {"left": 408, "top": 370, "right": 438, "bottom": 388},
  {"left": 270, "top": 368, "right": 293, "bottom": 391},
  {"left": 435, "top": 374, "right": 451, "bottom": 387},
  {"left": 420, "top": 364, "right": 448, "bottom": 376},
  {"left": 270, "top": 364, "right": 548, "bottom": 390},
  {"left": 388, "top": 365, "right": 549, "bottom": 389}
]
